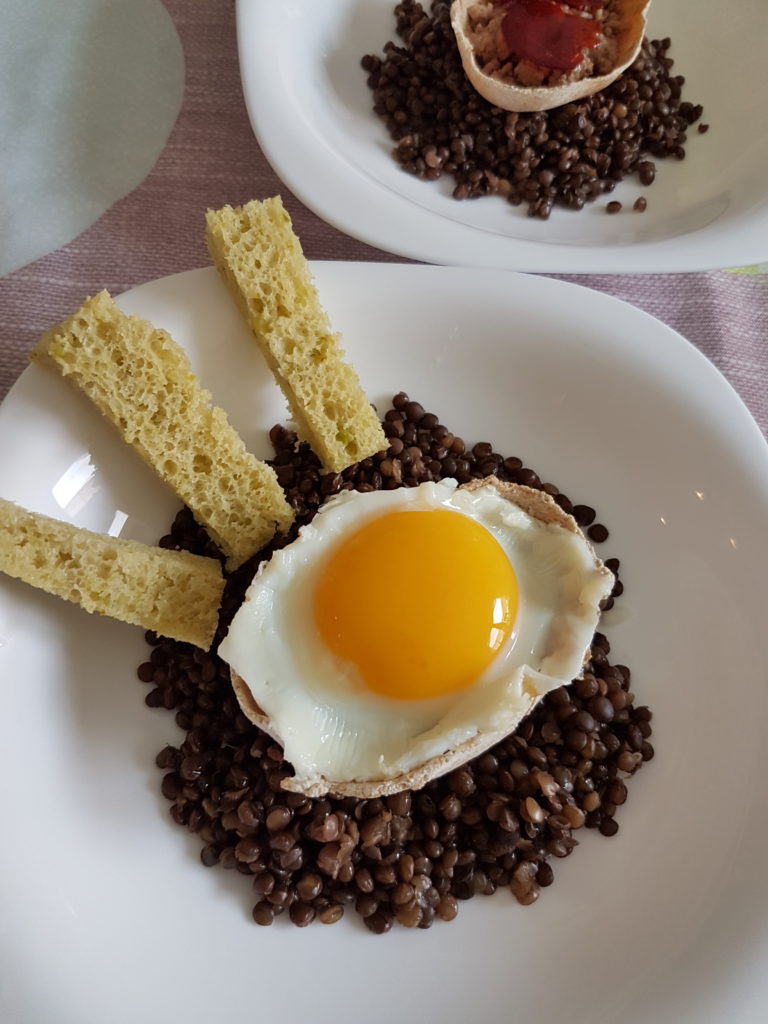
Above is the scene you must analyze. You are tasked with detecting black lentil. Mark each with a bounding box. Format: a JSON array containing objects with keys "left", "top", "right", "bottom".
[
  {"left": 138, "top": 393, "right": 651, "bottom": 931},
  {"left": 362, "top": 1, "right": 704, "bottom": 219}
]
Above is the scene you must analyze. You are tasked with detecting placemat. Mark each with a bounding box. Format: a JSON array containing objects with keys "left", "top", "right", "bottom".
[{"left": 1, "top": 0, "right": 765, "bottom": 438}]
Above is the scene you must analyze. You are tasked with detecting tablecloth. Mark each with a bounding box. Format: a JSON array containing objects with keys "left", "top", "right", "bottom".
[{"left": 1, "top": 0, "right": 766, "bottom": 438}]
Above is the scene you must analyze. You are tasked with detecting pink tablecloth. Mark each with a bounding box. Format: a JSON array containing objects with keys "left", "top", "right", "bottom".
[{"left": 1, "top": 0, "right": 766, "bottom": 437}]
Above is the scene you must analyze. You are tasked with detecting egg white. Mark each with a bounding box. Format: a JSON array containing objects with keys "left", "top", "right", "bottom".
[{"left": 219, "top": 479, "right": 613, "bottom": 794}]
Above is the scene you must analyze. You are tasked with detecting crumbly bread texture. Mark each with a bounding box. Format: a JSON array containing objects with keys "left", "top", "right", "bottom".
[
  {"left": 205, "top": 197, "right": 387, "bottom": 473},
  {"left": 32, "top": 291, "right": 294, "bottom": 569},
  {"left": 0, "top": 498, "right": 224, "bottom": 649}
]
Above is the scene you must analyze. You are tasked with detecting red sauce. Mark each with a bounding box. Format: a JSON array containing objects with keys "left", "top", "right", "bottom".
[
  {"left": 566, "top": 0, "right": 607, "bottom": 11},
  {"left": 501, "top": 0, "right": 602, "bottom": 73}
]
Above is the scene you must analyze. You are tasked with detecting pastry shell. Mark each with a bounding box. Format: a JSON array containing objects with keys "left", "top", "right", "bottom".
[{"left": 450, "top": 0, "right": 652, "bottom": 113}]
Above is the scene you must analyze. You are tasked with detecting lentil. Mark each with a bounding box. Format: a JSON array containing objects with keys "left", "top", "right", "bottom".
[
  {"left": 139, "top": 393, "right": 651, "bottom": 931},
  {"left": 362, "top": 1, "right": 703, "bottom": 219}
]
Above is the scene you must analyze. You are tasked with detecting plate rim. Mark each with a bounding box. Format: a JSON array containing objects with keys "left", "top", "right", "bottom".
[{"left": 3, "top": 262, "right": 767, "bottom": 466}]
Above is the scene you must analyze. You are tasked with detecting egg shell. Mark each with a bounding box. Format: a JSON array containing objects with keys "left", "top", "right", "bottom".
[
  {"left": 227, "top": 477, "right": 614, "bottom": 799},
  {"left": 450, "top": 0, "right": 652, "bottom": 113}
]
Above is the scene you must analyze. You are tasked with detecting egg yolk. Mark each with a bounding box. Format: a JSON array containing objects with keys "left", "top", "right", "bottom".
[{"left": 313, "top": 508, "right": 518, "bottom": 701}]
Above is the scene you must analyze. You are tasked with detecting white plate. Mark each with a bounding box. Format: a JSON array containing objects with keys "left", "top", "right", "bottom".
[
  {"left": 1, "top": 265, "right": 767, "bottom": 1024},
  {"left": 237, "top": 0, "right": 768, "bottom": 273}
]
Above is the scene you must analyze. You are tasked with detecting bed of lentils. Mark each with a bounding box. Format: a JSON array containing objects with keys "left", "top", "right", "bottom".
[
  {"left": 362, "top": 0, "right": 707, "bottom": 218},
  {"left": 137, "top": 393, "right": 653, "bottom": 934}
]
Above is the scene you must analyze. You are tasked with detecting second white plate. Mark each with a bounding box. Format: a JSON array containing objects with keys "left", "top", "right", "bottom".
[{"left": 237, "top": 0, "right": 768, "bottom": 273}]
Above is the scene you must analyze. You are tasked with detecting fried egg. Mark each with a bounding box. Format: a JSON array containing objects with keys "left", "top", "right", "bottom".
[{"left": 219, "top": 477, "right": 614, "bottom": 797}]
